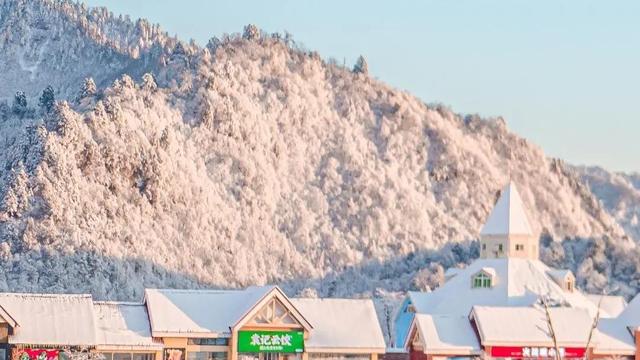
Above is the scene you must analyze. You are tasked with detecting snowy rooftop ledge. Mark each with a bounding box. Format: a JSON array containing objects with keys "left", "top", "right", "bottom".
[{"left": 0, "top": 286, "right": 386, "bottom": 354}]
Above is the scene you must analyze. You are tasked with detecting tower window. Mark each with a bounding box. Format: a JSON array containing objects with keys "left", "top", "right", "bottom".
[{"left": 473, "top": 273, "right": 492, "bottom": 288}]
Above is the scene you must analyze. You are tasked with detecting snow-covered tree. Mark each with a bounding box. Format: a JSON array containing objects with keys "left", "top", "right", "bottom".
[
  {"left": 12, "top": 91, "right": 27, "bottom": 115},
  {"left": 353, "top": 55, "right": 368, "bottom": 75},
  {"left": 243, "top": 24, "right": 260, "bottom": 41},
  {"left": 141, "top": 73, "right": 157, "bottom": 92},
  {"left": 76, "top": 77, "right": 97, "bottom": 102},
  {"left": 39, "top": 85, "right": 56, "bottom": 112}
]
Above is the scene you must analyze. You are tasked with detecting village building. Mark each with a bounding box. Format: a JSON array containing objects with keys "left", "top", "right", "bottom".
[
  {"left": 0, "top": 286, "right": 385, "bottom": 360},
  {"left": 393, "top": 182, "right": 640, "bottom": 360},
  {"left": 144, "top": 286, "right": 386, "bottom": 360}
]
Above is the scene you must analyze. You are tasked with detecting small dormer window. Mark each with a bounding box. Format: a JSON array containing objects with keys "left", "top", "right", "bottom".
[
  {"left": 566, "top": 279, "right": 574, "bottom": 292},
  {"left": 473, "top": 273, "right": 492, "bottom": 288}
]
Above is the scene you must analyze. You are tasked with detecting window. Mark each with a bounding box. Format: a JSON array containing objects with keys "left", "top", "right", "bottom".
[
  {"left": 309, "top": 355, "right": 369, "bottom": 360},
  {"left": 134, "top": 355, "right": 155, "bottom": 360},
  {"left": 188, "top": 338, "right": 230, "bottom": 346},
  {"left": 515, "top": 244, "right": 524, "bottom": 251},
  {"left": 187, "top": 353, "right": 227, "bottom": 360},
  {"left": 472, "top": 273, "right": 492, "bottom": 288},
  {"left": 566, "top": 279, "right": 574, "bottom": 292},
  {"left": 482, "top": 243, "right": 486, "bottom": 250},
  {"left": 114, "top": 354, "right": 132, "bottom": 360},
  {"left": 165, "top": 349, "right": 185, "bottom": 360},
  {"left": 498, "top": 244, "right": 503, "bottom": 252},
  {"left": 101, "top": 354, "right": 154, "bottom": 360},
  {"left": 0, "top": 349, "right": 6, "bottom": 360}
]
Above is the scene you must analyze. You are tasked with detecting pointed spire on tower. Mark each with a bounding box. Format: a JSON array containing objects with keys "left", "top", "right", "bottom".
[
  {"left": 481, "top": 182, "right": 533, "bottom": 237},
  {"left": 480, "top": 182, "right": 537, "bottom": 259}
]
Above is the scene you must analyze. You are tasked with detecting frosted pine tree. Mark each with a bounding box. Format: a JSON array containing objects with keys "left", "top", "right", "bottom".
[
  {"left": 242, "top": 24, "right": 260, "bottom": 41},
  {"left": 38, "top": 85, "right": 56, "bottom": 113},
  {"left": 77, "top": 77, "right": 97, "bottom": 102},
  {"left": 12, "top": 91, "right": 27, "bottom": 115},
  {"left": 353, "top": 55, "right": 368, "bottom": 75}
]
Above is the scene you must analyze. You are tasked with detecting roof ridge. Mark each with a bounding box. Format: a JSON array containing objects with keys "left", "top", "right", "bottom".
[{"left": 0, "top": 292, "right": 92, "bottom": 298}]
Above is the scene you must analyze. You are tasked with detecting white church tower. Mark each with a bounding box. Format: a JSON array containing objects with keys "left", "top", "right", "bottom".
[{"left": 479, "top": 182, "right": 538, "bottom": 260}]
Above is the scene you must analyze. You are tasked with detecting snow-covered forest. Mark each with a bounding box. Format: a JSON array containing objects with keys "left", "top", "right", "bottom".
[{"left": 1, "top": 0, "right": 640, "bottom": 317}]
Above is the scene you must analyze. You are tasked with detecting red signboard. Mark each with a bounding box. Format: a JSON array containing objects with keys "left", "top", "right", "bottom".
[
  {"left": 18, "top": 349, "right": 60, "bottom": 360},
  {"left": 491, "top": 346, "right": 586, "bottom": 358}
]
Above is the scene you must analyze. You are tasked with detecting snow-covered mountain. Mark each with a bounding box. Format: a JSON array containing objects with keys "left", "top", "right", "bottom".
[
  {"left": 0, "top": 0, "right": 638, "bottom": 301},
  {"left": 575, "top": 166, "right": 640, "bottom": 242},
  {"left": 0, "top": 0, "right": 175, "bottom": 100}
]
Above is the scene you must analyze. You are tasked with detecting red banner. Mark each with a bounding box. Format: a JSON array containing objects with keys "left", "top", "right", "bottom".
[
  {"left": 18, "top": 349, "right": 60, "bottom": 360},
  {"left": 491, "top": 346, "right": 586, "bottom": 358}
]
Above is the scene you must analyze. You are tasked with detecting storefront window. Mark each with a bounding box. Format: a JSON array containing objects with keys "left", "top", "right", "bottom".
[
  {"left": 133, "top": 354, "right": 155, "bottom": 360},
  {"left": 98, "top": 354, "right": 113, "bottom": 360},
  {"left": 114, "top": 354, "right": 132, "bottom": 360},
  {"left": 0, "top": 349, "right": 6, "bottom": 360},
  {"left": 309, "top": 355, "right": 369, "bottom": 360},
  {"left": 165, "top": 349, "right": 185, "bottom": 360},
  {"left": 239, "top": 354, "right": 301, "bottom": 360},
  {"left": 100, "top": 353, "right": 154, "bottom": 360},
  {"left": 188, "top": 338, "right": 230, "bottom": 346},
  {"left": 186, "top": 352, "right": 227, "bottom": 360}
]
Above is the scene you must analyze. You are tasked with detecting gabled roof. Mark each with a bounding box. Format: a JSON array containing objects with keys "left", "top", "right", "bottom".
[
  {"left": 0, "top": 293, "right": 96, "bottom": 346},
  {"left": 481, "top": 182, "right": 533, "bottom": 237},
  {"left": 617, "top": 293, "right": 640, "bottom": 326},
  {"left": 586, "top": 295, "right": 627, "bottom": 318},
  {"left": 93, "top": 302, "right": 162, "bottom": 350},
  {"left": 548, "top": 269, "right": 575, "bottom": 283},
  {"left": 0, "top": 303, "right": 18, "bottom": 328},
  {"left": 409, "top": 314, "right": 480, "bottom": 355},
  {"left": 290, "top": 298, "right": 385, "bottom": 352},
  {"left": 407, "top": 258, "right": 605, "bottom": 318},
  {"left": 478, "top": 267, "right": 497, "bottom": 278},
  {"left": 593, "top": 318, "right": 636, "bottom": 355},
  {"left": 471, "top": 306, "right": 594, "bottom": 347},
  {"left": 144, "top": 286, "right": 311, "bottom": 337}
]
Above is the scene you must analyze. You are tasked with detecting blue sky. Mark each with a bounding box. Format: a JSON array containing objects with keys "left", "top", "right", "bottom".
[{"left": 83, "top": 0, "right": 640, "bottom": 172}]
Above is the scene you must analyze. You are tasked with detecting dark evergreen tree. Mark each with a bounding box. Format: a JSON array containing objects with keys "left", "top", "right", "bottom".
[
  {"left": 12, "top": 91, "right": 27, "bottom": 115},
  {"left": 353, "top": 55, "right": 369, "bottom": 75},
  {"left": 243, "top": 24, "right": 260, "bottom": 41},
  {"left": 39, "top": 85, "right": 56, "bottom": 112}
]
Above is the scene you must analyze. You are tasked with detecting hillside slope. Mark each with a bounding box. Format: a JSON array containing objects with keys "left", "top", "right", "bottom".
[
  {"left": 0, "top": 0, "right": 636, "bottom": 301},
  {"left": 0, "top": 0, "right": 175, "bottom": 100},
  {"left": 576, "top": 166, "right": 640, "bottom": 242}
]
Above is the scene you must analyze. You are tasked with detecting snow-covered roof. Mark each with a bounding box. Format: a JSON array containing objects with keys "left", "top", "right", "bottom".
[
  {"left": 411, "top": 314, "right": 480, "bottom": 355},
  {"left": 586, "top": 295, "right": 627, "bottom": 318},
  {"left": 444, "top": 267, "right": 461, "bottom": 280},
  {"left": 145, "top": 286, "right": 277, "bottom": 336},
  {"left": 471, "top": 306, "right": 594, "bottom": 347},
  {"left": 93, "top": 302, "right": 162, "bottom": 350},
  {"left": 548, "top": 269, "right": 574, "bottom": 283},
  {"left": 481, "top": 182, "right": 533, "bottom": 237},
  {"left": 0, "top": 293, "right": 96, "bottom": 346},
  {"left": 479, "top": 267, "right": 497, "bottom": 278},
  {"left": 617, "top": 293, "right": 640, "bottom": 326},
  {"left": 408, "top": 258, "right": 605, "bottom": 318},
  {"left": 290, "top": 298, "right": 385, "bottom": 352},
  {"left": 593, "top": 318, "right": 636, "bottom": 355}
]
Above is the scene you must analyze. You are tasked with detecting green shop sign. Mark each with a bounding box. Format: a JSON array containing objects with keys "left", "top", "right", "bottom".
[{"left": 237, "top": 330, "right": 304, "bottom": 353}]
